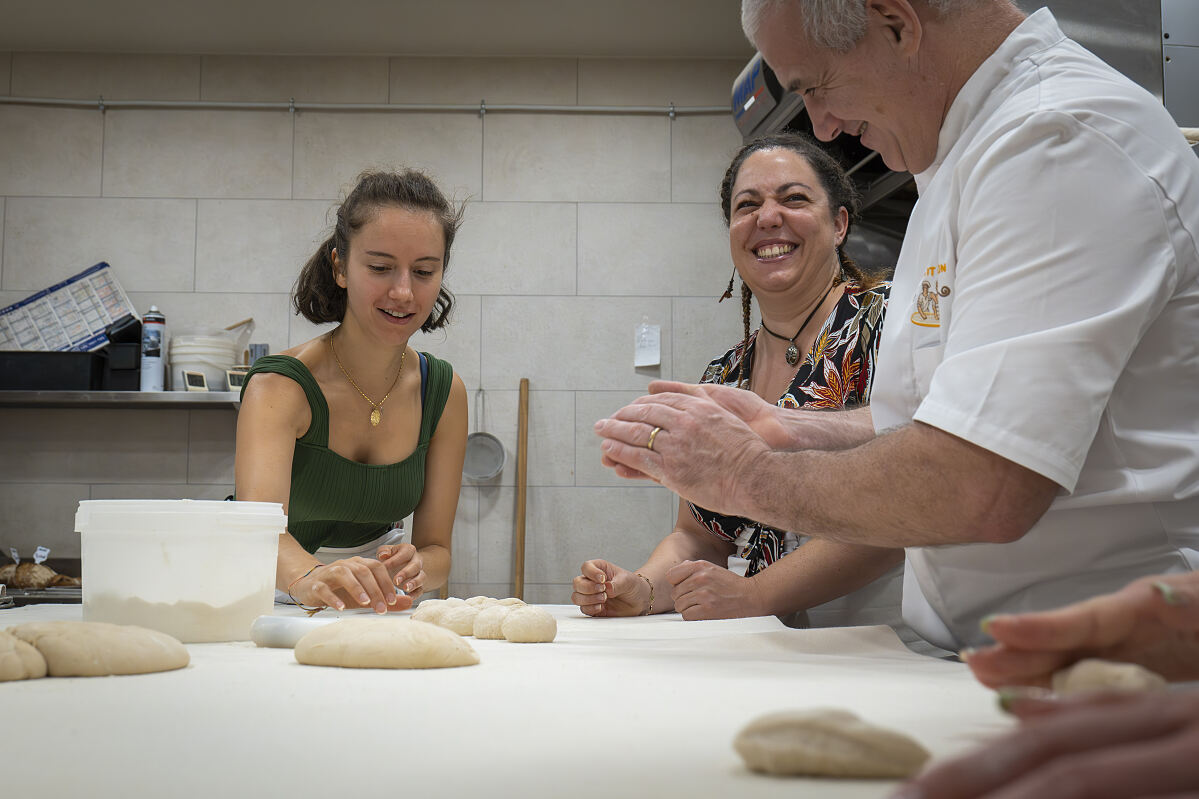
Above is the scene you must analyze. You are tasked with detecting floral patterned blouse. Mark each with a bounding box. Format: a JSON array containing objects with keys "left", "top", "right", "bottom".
[{"left": 689, "top": 281, "right": 890, "bottom": 576}]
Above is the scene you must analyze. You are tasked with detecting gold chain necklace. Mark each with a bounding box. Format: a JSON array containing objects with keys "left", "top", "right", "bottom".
[{"left": 329, "top": 334, "right": 406, "bottom": 427}]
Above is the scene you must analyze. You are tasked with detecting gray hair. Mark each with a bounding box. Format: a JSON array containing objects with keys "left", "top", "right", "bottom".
[{"left": 741, "top": 0, "right": 984, "bottom": 52}]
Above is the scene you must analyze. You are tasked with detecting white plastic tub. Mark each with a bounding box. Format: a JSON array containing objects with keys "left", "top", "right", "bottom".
[
  {"left": 76, "top": 499, "right": 285, "bottom": 643},
  {"left": 170, "top": 335, "right": 240, "bottom": 391}
]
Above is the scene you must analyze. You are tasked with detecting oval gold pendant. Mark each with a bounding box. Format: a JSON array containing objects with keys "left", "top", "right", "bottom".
[
  {"left": 785, "top": 344, "right": 799, "bottom": 366},
  {"left": 370, "top": 409, "right": 381, "bottom": 426}
]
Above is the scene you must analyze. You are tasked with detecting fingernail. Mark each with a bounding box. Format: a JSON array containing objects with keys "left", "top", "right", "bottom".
[
  {"left": 1153, "top": 581, "right": 1185, "bottom": 606},
  {"left": 405, "top": 582, "right": 415, "bottom": 592},
  {"left": 375, "top": 602, "right": 386, "bottom": 614},
  {"left": 980, "top": 614, "right": 999, "bottom": 635},
  {"left": 958, "top": 647, "right": 977, "bottom": 662},
  {"left": 996, "top": 686, "right": 1054, "bottom": 714},
  {"left": 885, "top": 784, "right": 924, "bottom": 799},
  {"left": 359, "top": 593, "right": 369, "bottom": 604},
  {"left": 387, "top": 592, "right": 396, "bottom": 605},
  {"left": 335, "top": 601, "right": 345, "bottom": 610}
]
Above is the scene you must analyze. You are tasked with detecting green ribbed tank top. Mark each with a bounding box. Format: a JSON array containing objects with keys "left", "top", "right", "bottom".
[{"left": 241, "top": 352, "right": 453, "bottom": 553}]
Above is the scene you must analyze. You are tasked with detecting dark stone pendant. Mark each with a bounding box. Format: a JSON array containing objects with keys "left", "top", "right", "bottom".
[{"left": 785, "top": 344, "right": 799, "bottom": 365}]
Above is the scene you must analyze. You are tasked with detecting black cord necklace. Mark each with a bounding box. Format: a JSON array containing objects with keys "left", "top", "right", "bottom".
[{"left": 760, "top": 283, "right": 837, "bottom": 366}]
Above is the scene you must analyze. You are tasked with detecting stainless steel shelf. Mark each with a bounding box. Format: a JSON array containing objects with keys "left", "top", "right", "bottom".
[{"left": 0, "top": 390, "right": 240, "bottom": 409}]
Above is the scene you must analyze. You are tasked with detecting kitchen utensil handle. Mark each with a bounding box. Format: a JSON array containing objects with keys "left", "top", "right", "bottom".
[{"left": 514, "top": 378, "right": 529, "bottom": 600}]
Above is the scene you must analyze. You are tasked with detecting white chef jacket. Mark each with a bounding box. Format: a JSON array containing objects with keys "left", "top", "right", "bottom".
[{"left": 871, "top": 9, "right": 1199, "bottom": 650}]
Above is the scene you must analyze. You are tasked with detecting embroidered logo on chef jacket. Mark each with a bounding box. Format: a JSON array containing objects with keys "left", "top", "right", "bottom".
[{"left": 911, "top": 263, "right": 951, "bottom": 327}]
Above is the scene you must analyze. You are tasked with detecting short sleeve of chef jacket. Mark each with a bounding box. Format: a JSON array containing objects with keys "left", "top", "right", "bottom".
[{"left": 912, "top": 110, "right": 1182, "bottom": 493}]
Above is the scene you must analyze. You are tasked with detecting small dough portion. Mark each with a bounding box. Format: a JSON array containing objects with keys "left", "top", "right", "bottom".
[
  {"left": 9, "top": 621, "right": 189, "bottom": 677},
  {"left": 501, "top": 606, "right": 557, "bottom": 643},
  {"left": 0, "top": 629, "right": 47, "bottom": 681},
  {"left": 411, "top": 602, "right": 451, "bottom": 625},
  {"left": 295, "top": 617, "right": 479, "bottom": 669},
  {"left": 734, "top": 708, "right": 930, "bottom": 778},
  {"left": 1052, "top": 658, "right": 1168, "bottom": 696},
  {"left": 439, "top": 605, "right": 480, "bottom": 636},
  {"left": 497, "top": 597, "right": 526, "bottom": 606},
  {"left": 465, "top": 595, "right": 497, "bottom": 608},
  {"left": 473, "top": 605, "right": 512, "bottom": 639}
]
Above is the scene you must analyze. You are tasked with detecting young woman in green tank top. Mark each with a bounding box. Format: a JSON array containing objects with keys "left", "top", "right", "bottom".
[{"left": 236, "top": 170, "right": 467, "bottom": 615}]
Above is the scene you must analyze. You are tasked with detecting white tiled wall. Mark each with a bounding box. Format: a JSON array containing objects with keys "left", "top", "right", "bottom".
[
  {"left": 11, "top": 53, "right": 201, "bottom": 100},
  {"left": 0, "top": 53, "right": 746, "bottom": 602}
]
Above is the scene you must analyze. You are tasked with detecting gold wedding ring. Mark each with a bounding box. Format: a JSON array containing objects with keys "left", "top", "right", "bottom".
[{"left": 646, "top": 426, "right": 662, "bottom": 451}]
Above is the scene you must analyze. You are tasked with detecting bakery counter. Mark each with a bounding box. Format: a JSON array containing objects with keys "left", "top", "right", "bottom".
[{"left": 2, "top": 604, "right": 1010, "bottom": 798}]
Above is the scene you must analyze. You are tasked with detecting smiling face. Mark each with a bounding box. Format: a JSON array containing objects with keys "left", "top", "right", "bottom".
[
  {"left": 332, "top": 206, "right": 446, "bottom": 342},
  {"left": 753, "top": 1, "right": 942, "bottom": 174},
  {"left": 728, "top": 148, "right": 848, "bottom": 296}
]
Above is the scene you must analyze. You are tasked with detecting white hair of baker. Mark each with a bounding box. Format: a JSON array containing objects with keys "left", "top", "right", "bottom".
[{"left": 740, "top": 0, "right": 997, "bottom": 52}]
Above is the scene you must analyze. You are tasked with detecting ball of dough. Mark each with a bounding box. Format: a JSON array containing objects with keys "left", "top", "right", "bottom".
[
  {"left": 443, "top": 597, "right": 467, "bottom": 607},
  {"left": 439, "top": 605, "right": 480, "bottom": 636},
  {"left": 733, "top": 708, "right": 930, "bottom": 778},
  {"left": 473, "top": 605, "right": 512, "bottom": 639},
  {"left": 295, "top": 618, "right": 478, "bottom": 669},
  {"left": 501, "top": 606, "right": 557, "bottom": 643},
  {"left": 8, "top": 621, "right": 189, "bottom": 677},
  {"left": 0, "top": 629, "right": 47, "bottom": 681},
  {"left": 1052, "top": 658, "right": 1168, "bottom": 696},
  {"left": 465, "top": 595, "right": 497, "bottom": 607},
  {"left": 411, "top": 602, "right": 451, "bottom": 625},
  {"left": 497, "top": 597, "right": 526, "bottom": 606}
]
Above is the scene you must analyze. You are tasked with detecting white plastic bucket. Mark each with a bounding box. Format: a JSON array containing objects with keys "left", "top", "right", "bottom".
[
  {"left": 76, "top": 499, "right": 286, "bottom": 643},
  {"left": 170, "top": 335, "right": 240, "bottom": 391}
]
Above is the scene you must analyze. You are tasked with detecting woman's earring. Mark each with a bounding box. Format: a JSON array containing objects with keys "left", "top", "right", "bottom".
[{"left": 719, "top": 266, "right": 736, "bottom": 302}]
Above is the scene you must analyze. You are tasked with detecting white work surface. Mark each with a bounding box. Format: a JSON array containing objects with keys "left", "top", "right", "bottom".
[{"left": 4, "top": 604, "right": 1011, "bottom": 798}]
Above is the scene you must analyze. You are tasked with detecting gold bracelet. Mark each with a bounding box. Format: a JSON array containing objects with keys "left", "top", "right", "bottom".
[
  {"left": 635, "top": 572, "right": 654, "bottom": 616},
  {"left": 287, "top": 564, "right": 325, "bottom": 615}
]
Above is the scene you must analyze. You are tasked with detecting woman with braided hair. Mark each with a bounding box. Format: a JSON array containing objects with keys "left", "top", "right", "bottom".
[{"left": 572, "top": 134, "right": 905, "bottom": 631}]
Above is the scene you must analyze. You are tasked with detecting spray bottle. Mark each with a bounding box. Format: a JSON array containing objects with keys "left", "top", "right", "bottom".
[{"left": 139, "top": 306, "right": 166, "bottom": 391}]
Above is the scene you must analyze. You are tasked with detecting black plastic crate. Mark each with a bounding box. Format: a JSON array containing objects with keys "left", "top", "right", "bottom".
[{"left": 0, "top": 350, "right": 105, "bottom": 390}]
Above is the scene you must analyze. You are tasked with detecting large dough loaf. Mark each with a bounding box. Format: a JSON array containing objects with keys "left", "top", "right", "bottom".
[
  {"left": 734, "top": 708, "right": 930, "bottom": 778},
  {"left": 8, "top": 621, "right": 188, "bottom": 677},
  {"left": 0, "top": 629, "right": 48, "bottom": 681},
  {"left": 295, "top": 617, "right": 479, "bottom": 669}
]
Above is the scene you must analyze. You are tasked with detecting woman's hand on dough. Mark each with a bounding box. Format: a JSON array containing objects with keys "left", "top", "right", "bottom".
[
  {"left": 963, "top": 573, "right": 1199, "bottom": 689},
  {"left": 666, "top": 560, "right": 765, "bottom": 620},
  {"left": 377, "top": 543, "right": 426, "bottom": 601},
  {"left": 298, "top": 557, "right": 412, "bottom": 615},
  {"left": 888, "top": 690, "right": 1199, "bottom": 799},
  {"left": 571, "top": 559, "right": 649, "bottom": 617}
]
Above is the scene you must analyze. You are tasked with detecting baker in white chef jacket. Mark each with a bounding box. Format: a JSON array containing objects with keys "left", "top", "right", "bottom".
[{"left": 594, "top": 0, "right": 1199, "bottom": 651}]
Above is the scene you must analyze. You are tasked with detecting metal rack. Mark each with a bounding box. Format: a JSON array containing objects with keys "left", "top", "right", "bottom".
[{"left": 0, "top": 390, "right": 240, "bottom": 409}]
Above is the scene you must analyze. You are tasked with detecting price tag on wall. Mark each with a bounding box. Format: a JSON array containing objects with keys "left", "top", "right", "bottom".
[{"left": 33, "top": 546, "right": 50, "bottom": 564}]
